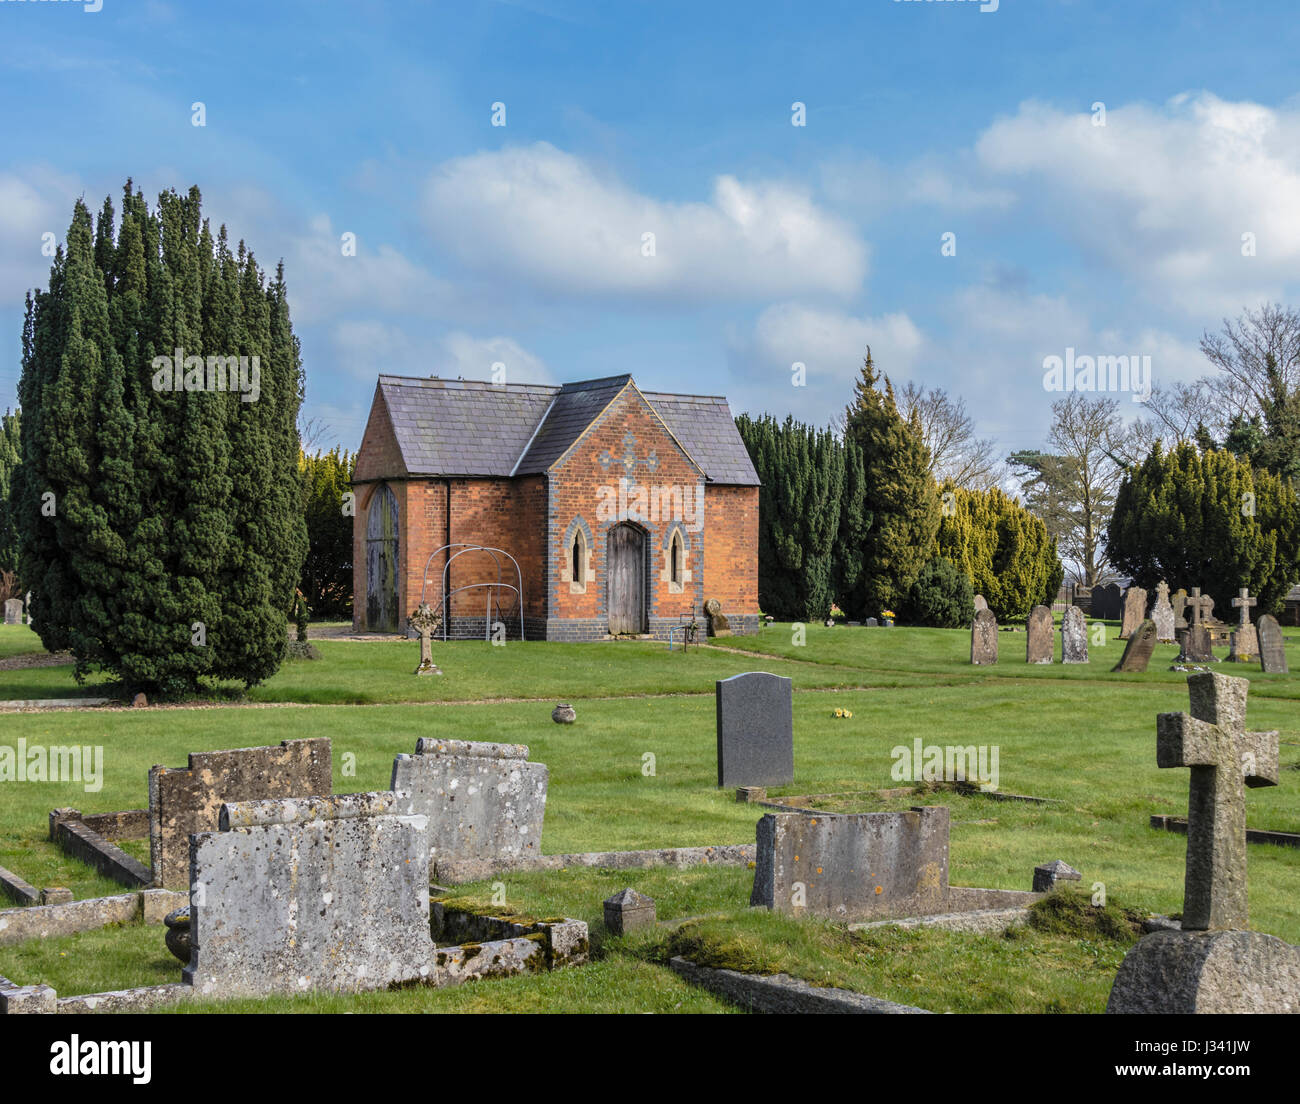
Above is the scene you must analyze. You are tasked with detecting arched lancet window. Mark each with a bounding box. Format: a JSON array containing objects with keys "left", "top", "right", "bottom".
[
  {"left": 569, "top": 528, "right": 588, "bottom": 594},
  {"left": 665, "top": 528, "right": 687, "bottom": 594}
]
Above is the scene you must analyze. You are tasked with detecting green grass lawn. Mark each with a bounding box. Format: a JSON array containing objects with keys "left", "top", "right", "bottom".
[{"left": 1, "top": 618, "right": 1297, "bottom": 1012}]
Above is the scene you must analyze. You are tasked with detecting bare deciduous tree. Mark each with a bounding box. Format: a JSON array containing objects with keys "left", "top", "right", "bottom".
[
  {"left": 897, "top": 382, "right": 1002, "bottom": 490},
  {"left": 1199, "top": 303, "right": 1300, "bottom": 422}
]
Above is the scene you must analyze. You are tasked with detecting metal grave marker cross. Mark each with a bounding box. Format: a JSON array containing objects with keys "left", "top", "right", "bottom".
[{"left": 1155, "top": 672, "right": 1278, "bottom": 931}]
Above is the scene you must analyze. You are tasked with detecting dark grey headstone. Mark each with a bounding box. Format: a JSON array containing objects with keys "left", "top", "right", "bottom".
[
  {"left": 716, "top": 672, "right": 794, "bottom": 788},
  {"left": 1258, "top": 614, "right": 1288, "bottom": 674},
  {"left": 1033, "top": 859, "right": 1081, "bottom": 893},
  {"left": 1112, "top": 619, "right": 1157, "bottom": 672},
  {"left": 971, "top": 608, "right": 998, "bottom": 665},
  {"left": 1092, "top": 583, "right": 1123, "bottom": 620},
  {"left": 1026, "top": 605, "right": 1053, "bottom": 663}
]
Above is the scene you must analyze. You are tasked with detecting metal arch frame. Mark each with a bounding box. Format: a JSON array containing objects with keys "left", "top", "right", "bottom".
[{"left": 418, "top": 543, "right": 526, "bottom": 642}]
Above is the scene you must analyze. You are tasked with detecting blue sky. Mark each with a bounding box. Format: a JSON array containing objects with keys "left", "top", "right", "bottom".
[{"left": 2, "top": 0, "right": 1297, "bottom": 454}]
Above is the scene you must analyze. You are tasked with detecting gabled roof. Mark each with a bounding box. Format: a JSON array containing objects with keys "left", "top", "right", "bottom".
[{"left": 369, "top": 374, "right": 760, "bottom": 485}]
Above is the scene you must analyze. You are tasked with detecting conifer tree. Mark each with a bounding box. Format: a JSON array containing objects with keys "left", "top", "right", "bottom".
[
  {"left": 15, "top": 185, "right": 306, "bottom": 695},
  {"left": 300, "top": 447, "right": 357, "bottom": 619},
  {"left": 0, "top": 409, "right": 21, "bottom": 576},
  {"left": 841, "top": 350, "right": 940, "bottom": 617}
]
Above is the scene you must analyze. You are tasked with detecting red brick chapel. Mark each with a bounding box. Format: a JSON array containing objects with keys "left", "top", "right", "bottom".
[{"left": 352, "top": 374, "right": 760, "bottom": 640}]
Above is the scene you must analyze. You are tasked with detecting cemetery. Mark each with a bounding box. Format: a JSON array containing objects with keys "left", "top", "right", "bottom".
[{"left": 0, "top": 602, "right": 1296, "bottom": 1015}]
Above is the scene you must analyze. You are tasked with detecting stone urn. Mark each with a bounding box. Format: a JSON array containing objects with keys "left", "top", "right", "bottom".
[
  {"left": 164, "top": 906, "right": 191, "bottom": 964},
  {"left": 552, "top": 702, "right": 576, "bottom": 724}
]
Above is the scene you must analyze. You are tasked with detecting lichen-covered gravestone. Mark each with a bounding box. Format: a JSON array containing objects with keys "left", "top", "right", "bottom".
[
  {"left": 1111, "top": 619, "right": 1157, "bottom": 673},
  {"left": 1150, "top": 581, "right": 1176, "bottom": 643},
  {"left": 970, "top": 608, "right": 998, "bottom": 665},
  {"left": 705, "top": 598, "right": 732, "bottom": 637},
  {"left": 390, "top": 738, "right": 548, "bottom": 881},
  {"left": 3, "top": 598, "right": 21, "bottom": 625},
  {"left": 1026, "top": 605, "right": 1053, "bottom": 664},
  {"left": 185, "top": 790, "right": 433, "bottom": 997},
  {"left": 1227, "top": 587, "right": 1259, "bottom": 663},
  {"left": 1258, "top": 614, "right": 1288, "bottom": 674},
  {"left": 715, "top": 671, "right": 794, "bottom": 788},
  {"left": 1119, "top": 586, "right": 1147, "bottom": 640},
  {"left": 1106, "top": 673, "right": 1300, "bottom": 1014},
  {"left": 409, "top": 601, "right": 443, "bottom": 675},
  {"left": 973, "top": 594, "right": 988, "bottom": 612},
  {"left": 148, "top": 737, "right": 332, "bottom": 889},
  {"left": 1172, "top": 587, "right": 1188, "bottom": 628},
  {"left": 1060, "top": 605, "right": 1088, "bottom": 664}
]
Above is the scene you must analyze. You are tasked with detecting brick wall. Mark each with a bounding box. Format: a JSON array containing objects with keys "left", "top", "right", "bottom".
[{"left": 702, "top": 484, "right": 759, "bottom": 617}]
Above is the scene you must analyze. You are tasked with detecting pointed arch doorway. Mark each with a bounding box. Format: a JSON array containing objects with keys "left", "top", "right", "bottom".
[
  {"left": 365, "top": 483, "right": 400, "bottom": 632},
  {"left": 607, "top": 522, "right": 646, "bottom": 635}
]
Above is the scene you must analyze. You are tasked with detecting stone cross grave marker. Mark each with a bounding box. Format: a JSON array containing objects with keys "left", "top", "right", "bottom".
[
  {"left": 148, "top": 737, "right": 332, "bottom": 889},
  {"left": 1257, "top": 614, "right": 1288, "bottom": 674},
  {"left": 1177, "top": 588, "right": 1216, "bottom": 663},
  {"left": 3, "top": 598, "right": 21, "bottom": 625},
  {"left": 1156, "top": 672, "right": 1278, "bottom": 930},
  {"left": 1112, "top": 619, "right": 1157, "bottom": 672},
  {"left": 185, "top": 790, "right": 433, "bottom": 997},
  {"left": 1228, "top": 587, "right": 1259, "bottom": 663},
  {"left": 716, "top": 672, "right": 794, "bottom": 788},
  {"left": 1060, "top": 605, "right": 1088, "bottom": 664},
  {"left": 1120, "top": 586, "right": 1147, "bottom": 639},
  {"left": 1026, "top": 605, "right": 1053, "bottom": 664},
  {"left": 409, "top": 601, "right": 443, "bottom": 675},
  {"left": 1151, "top": 581, "right": 1176, "bottom": 643},
  {"left": 970, "top": 608, "right": 998, "bottom": 665}
]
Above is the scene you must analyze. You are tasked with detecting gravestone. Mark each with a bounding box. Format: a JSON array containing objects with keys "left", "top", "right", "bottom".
[
  {"left": 1091, "top": 583, "right": 1123, "bottom": 621},
  {"left": 750, "top": 807, "right": 951, "bottom": 922},
  {"left": 3, "top": 598, "right": 21, "bottom": 625},
  {"left": 603, "top": 888, "right": 656, "bottom": 935},
  {"left": 716, "top": 672, "right": 794, "bottom": 787},
  {"left": 185, "top": 790, "right": 433, "bottom": 997},
  {"left": 1258, "top": 614, "right": 1288, "bottom": 674},
  {"left": 1112, "top": 619, "right": 1157, "bottom": 673},
  {"left": 1227, "top": 587, "right": 1258, "bottom": 663},
  {"left": 705, "top": 598, "right": 732, "bottom": 638},
  {"left": 1107, "top": 673, "right": 1300, "bottom": 1014},
  {"left": 1151, "top": 581, "right": 1176, "bottom": 643},
  {"left": 148, "top": 737, "right": 332, "bottom": 889},
  {"left": 1119, "top": 586, "right": 1147, "bottom": 639},
  {"left": 973, "top": 594, "right": 988, "bottom": 613},
  {"left": 409, "top": 602, "right": 442, "bottom": 675},
  {"left": 1176, "top": 588, "right": 1216, "bottom": 663},
  {"left": 1026, "top": 605, "right": 1053, "bottom": 664},
  {"left": 1072, "top": 585, "right": 1092, "bottom": 616},
  {"left": 1061, "top": 605, "right": 1088, "bottom": 664},
  {"left": 1172, "top": 588, "right": 1188, "bottom": 629},
  {"left": 970, "top": 608, "right": 998, "bottom": 665},
  {"left": 390, "top": 738, "right": 548, "bottom": 876}
]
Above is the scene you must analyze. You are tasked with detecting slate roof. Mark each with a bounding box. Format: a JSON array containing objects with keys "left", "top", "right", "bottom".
[{"left": 372, "top": 374, "right": 760, "bottom": 485}]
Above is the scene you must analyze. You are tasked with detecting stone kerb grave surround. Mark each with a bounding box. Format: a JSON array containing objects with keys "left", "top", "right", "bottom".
[
  {"left": 185, "top": 790, "right": 434, "bottom": 998},
  {"left": 390, "top": 738, "right": 548, "bottom": 879},
  {"left": 1107, "top": 672, "right": 1300, "bottom": 1013},
  {"left": 149, "top": 737, "right": 332, "bottom": 889},
  {"left": 715, "top": 672, "right": 794, "bottom": 788},
  {"left": 749, "top": 807, "right": 1038, "bottom": 923}
]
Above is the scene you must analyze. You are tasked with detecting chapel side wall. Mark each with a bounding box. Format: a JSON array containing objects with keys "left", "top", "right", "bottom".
[{"left": 702, "top": 484, "right": 760, "bottom": 635}]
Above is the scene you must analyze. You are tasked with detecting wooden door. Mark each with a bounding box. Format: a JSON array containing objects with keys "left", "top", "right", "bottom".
[
  {"left": 607, "top": 523, "right": 646, "bottom": 635},
  {"left": 365, "top": 484, "right": 399, "bottom": 632}
]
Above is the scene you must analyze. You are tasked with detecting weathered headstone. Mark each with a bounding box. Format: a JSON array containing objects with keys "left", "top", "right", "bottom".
[
  {"left": 705, "top": 598, "right": 732, "bottom": 637},
  {"left": 1106, "top": 673, "right": 1299, "bottom": 1014},
  {"left": 716, "top": 672, "right": 794, "bottom": 787},
  {"left": 1119, "top": 586, "right": 1148, "bottom": 640},
  {"left": 149, "top": 738, "right": 332, "bottom": 889},
  {"left": 1061, "top": 605, "right": 1088, "bottom": 664},
  {"left": 1176, "top": 588, "right": 1216, "bottom": 663},
  {"left": 1258, "top": 614, "right": 1288, "bottom": 674},
  {"left": 1112, "top": 619, "right": 1157, "bottom": 673},
  {"left": 1227, "top": 587, "right": 1259, "bottom": 663},
  {"left": 970, "top": 608, "right": 998, "bottom": 665},
  {"left": 1091, "top": 583, "right": 1123, "bottom": 621},
  {"left": 1073, "top": 585, "right": 1092, "bottom": 616},
  {"left": 409, "top": 602, "right": 442, "bottom": 675},
  {"left": 3, "top": 598, "right": 21, "bottom": 625},
  {"left": 750, "top": 807, "right": 951, "bottom": 921},
  {"left": 1151, "top": 581, "right": 1176, "bottom": 643},
  {"left": 973, "top": 594, "right": 988, "bottom": 613},
  {"left": 1033, "top": 860, "right": 1082, "bottom": 893},
  {"left": 1026, "top": 605, "right": 1053, "bottom": 664},
  {"left": 185, "top": 790, "right": 434, "bottom": 997},
  {"left": 1172, "top": 588, "right": 1188, "bottom": 628},
  {"left": 603, "top": 888, "right": 656, "bottom": 935},
  {"left": 390, "top": 739, "right": 548, "bottom": 876}
]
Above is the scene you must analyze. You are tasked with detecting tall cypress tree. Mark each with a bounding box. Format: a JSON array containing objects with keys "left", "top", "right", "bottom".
[
  {"left": 16, "top": 185, "right": 306, "bottom": 695},
  {"left": 842, "top": 350, "right": 940, "bottom": 617},
  {"left": 0, "top": 409, "right": 21, "bottom": 577}
]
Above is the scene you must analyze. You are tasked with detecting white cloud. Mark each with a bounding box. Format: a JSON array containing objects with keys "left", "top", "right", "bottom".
[
  {"left": 0, "top": 166, "right": 82, "bottom": 303},
  {"left": 974, "top": 93, "right": 1300, "bottom": 314},
  {"left": 422, "top": 142, "right": 867, "bottom": 302},
  {"left": 436, "top": 331, "right": 552, "bottom": 386},
  {"left": 820, "top": 153, "right": 1016, "bottom": 219}
]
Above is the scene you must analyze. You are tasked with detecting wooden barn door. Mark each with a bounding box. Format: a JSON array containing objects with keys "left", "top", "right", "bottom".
[
  {"left": 365, "top": 483, "right": 400, "bottom": 632},
  {"left": 607, "top": 523, "right": 646, "bottom": 635}
]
